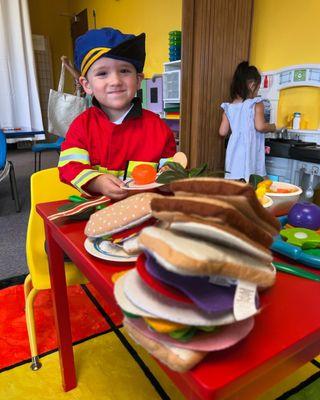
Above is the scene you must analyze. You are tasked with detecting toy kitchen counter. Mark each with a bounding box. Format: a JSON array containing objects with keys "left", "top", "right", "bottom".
[
  {"left": 265, "top": 137, "right": 320, "bottom": 199},
  {"left": 265, "top": 138, "right": 320, "bottom": 162}
]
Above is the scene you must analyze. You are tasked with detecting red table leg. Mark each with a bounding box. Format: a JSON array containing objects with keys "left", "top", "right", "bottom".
[{"left": 45, "top": 223, "right": 77, "bottom": 391}]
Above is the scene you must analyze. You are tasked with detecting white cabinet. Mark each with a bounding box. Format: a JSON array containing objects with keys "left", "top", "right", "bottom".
[
  {"left": 162, "top": 60, "right": 181, "bottom": 149},
  {"left": 265, "top": 156, "right": 294, "bottom": 183}
]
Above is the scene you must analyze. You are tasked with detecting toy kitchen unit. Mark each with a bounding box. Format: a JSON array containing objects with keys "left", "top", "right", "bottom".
[{"left": 260, "top": 64, "right": 320, "bottom": 202}]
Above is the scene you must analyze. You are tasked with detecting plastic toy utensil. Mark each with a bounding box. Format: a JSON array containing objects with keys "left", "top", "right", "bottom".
[{"left": 273, "top": 261, "right": 320, "bottom": 282}]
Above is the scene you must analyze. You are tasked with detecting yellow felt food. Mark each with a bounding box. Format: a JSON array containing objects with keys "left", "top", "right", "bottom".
[
  {"left": 111, "top": 270, "right": 130, "bottom": 283},
  {"left": 255, "top": 186, "right": 266, "bottom": 200},
  {"left": 144, "top": 317, "right": 187, "bottom": 333},
  {"left": 257, "top": 180, "right": 273, "bottom": 189}
]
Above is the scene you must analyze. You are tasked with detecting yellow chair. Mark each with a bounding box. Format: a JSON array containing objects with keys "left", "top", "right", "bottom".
[{"left": 24, "top": 167, "right": 87, "bottom": 371}]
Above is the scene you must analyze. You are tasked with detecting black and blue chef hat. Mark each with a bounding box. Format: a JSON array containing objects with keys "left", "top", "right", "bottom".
[{"left": 74, "top": 27, "right": 146, "bottom": 75}]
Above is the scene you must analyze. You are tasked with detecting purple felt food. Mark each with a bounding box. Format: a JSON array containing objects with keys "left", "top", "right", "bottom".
[{"left": 145, "top": 252, "right": 235, "bottom": 314}]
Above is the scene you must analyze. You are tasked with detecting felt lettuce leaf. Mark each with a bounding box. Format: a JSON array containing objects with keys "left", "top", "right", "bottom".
[
  {"left": 156, "top": 162, "right": 225, "bottom": 184},
  {"left": 249, "top": 174, "right": 264, "bottom": 190}
]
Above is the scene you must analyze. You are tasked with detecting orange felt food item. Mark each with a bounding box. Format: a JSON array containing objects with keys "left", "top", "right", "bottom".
[
  {"left": 267, "top": 187, "right": 298, "bottom": 194},
  {"left": 132, "top": 164, "right": 157, "bottom": 185}
]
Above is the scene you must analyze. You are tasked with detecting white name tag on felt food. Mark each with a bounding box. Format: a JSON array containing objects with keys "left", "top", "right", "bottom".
[{"left": 233, "top": 280, "right": 258, "bottom": 321}]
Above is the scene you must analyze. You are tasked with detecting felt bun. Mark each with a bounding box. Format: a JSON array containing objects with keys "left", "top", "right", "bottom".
[{"left": 85, "top": 192, "right": 162, "bottom": 238}]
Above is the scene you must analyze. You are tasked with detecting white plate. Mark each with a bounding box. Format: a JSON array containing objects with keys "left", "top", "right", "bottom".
[
  {"left": 122, "top": 178, "right": 163, "bottom": 191},
  {"left": 84, "top": 238, "right": 137, "bottom": 262}
]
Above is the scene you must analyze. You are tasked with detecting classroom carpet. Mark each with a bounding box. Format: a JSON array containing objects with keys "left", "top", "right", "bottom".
[{"left": 0, "top": 280, "right": 319, "bottom": 400}]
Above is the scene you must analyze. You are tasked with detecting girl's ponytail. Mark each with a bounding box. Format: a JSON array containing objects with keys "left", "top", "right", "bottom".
[{"left": 230, "top": 61, "right": 261, "bottom": 101}]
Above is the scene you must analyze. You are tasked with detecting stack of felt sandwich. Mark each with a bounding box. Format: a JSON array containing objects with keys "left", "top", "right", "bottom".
[{"left": 114, "top": 178, "right": 281, "bottom": 372}]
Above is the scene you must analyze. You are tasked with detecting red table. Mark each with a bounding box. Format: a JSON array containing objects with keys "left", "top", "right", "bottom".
[{"left": 37, "top": 200, "right": 320, "bottom": 399}]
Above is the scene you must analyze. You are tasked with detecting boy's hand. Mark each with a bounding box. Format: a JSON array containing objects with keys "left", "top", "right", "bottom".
[{"left": 87, "top": 174, "right": 128, "bottom": 200}]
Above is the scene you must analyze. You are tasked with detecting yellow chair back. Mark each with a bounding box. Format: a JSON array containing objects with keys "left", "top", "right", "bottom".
[{"left": 26, "top": 167, "right": 86, "bottom": 289}]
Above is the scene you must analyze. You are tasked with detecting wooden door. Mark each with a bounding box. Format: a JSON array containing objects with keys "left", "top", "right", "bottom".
[
  {"left": 70, "top": 9, "right": 88, "bottom": 56},
  {"left": 180, "top": 0, "right": 254, "bottom": 171}
]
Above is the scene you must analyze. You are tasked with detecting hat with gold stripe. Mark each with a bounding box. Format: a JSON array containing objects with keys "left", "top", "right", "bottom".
[{"left": 74, "top": 27, "right": 146, "bottom": 76}]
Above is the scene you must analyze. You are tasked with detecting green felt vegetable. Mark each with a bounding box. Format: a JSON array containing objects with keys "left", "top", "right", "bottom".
[
  {"left": 156, "top": 162, "right": 225, "bottom": 184},
  {"left": 68, "top": 195, "right": 87, "bottom": 203},
  {"left": 169, "top": 326, "right": 197, "bottom": 342},
  {"left": 122, "top": 309, "right": 140, "bottom": 318},
  {"left": 198, "top": 326, "right": 217, "bottom": 333},
  {"left": 249, "top": 174, "right": 264, "bottom": 190}
]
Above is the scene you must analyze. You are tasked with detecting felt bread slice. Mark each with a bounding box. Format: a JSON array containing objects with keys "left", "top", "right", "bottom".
[
  {"left": 85, "top": 192, "right": 162, "bottom": 238},
  {"left": 151, "top": 196, "right": 273, "bottom": 248},
  {"left": 170, "top": 221, "right": 272, "bottom": 262},
  {"left": 124, "top": 318, "right": 206, "bottom": 372},
  {"left": 170, "top": 177, "right": 281, "bottom": 232},
  {"left": 153, "top": 212, "right": 270, "bottom": 257},
  {"left": 138, "top": 226, "right": 276, "bottom": 288},
  {"left": 212, "top": 195, "right": 279, "bottom": 236}
]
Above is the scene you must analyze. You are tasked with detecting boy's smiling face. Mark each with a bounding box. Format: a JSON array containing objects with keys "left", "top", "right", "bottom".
[{"left": 79, "top": 57, "right": 143, "bottom": 121}]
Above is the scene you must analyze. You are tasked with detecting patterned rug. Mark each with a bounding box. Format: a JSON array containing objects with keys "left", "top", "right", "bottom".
[{"left": 0, "top": 277, "right": 319, "bottom": 399}]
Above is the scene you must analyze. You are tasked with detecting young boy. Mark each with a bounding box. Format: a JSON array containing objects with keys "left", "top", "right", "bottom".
[{"left": 58, "top": 28, "right": 176, "bottom": 200}]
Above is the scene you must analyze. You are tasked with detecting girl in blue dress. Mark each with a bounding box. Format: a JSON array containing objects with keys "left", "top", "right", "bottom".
[{"left": 219, "top": 61, "right": 276, "bottom": 181}]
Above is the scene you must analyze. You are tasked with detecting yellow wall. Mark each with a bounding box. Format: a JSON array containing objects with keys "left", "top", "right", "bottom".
[
  {"left": 277, "top": 88, "right": 320, "bottom": 130},
  {"left": 28, "top": 0, "right": 74, "bottom": 91},
  {"left": 29, "top": 0, "right": 181, "bottom": 88},
  {"left": 68, "top": 0, "right": 182, "bottom": 78},
  {"left": 250, "top": 0, "right": 320, "bottom": 130},
  {"left": 28, "top": 0, "right": 320, "bottom": 129}
]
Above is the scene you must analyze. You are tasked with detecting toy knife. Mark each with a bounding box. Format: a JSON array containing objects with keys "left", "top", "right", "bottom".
[{"left": 273, "top": 261, "right": 320, "bottom": 282}]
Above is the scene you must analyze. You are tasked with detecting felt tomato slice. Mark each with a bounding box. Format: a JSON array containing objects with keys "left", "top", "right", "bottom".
[
  {"left": 276, "top": 188, "right": 294, "bottom": 193},
  {"left": 131, "top": 164, "right": 157, "bottom": 185}
]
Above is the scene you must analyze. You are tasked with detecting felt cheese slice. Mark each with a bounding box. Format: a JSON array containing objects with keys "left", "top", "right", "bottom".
[
  {"left": 169, "top": 177, "right": 281, "bottom": 232},
  {"left": 143, "top": 317, "right": 187, "bottom": 333},
  {"left": 124, "top": 318, "right": 206, "bottom": 372},
  {"left": 125, "top": 316, "right": 254, "bottom": 352},
  {"left": 170, "top": 221, "right": 272, "bottom": 262},
  {"left": 138, "top": 227, "right": 276, "bottom": 288},
  {"left": 151, "top": 196, "right": 273, "bottom": 248},
  {"left": 85, "top": 192, "right": 162, "bottom": 238},
  {"left": 123, "top": 269, "right": 237, "bottom": 326}
]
